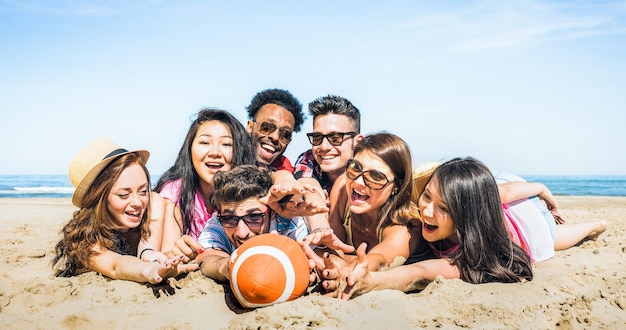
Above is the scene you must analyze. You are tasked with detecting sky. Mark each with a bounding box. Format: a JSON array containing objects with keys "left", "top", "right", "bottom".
[{"left": 1, "top": 0, "right": 625, "bottom": 176}]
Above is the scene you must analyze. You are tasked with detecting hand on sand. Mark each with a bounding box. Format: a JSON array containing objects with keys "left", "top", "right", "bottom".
[
  {"left": 316, "top": 251, "right": 355, "bottom": 298},
  {"left": 342, "top": 243, "right": 371, "bottom": 300},
  {"left": 144, "top": 255, "right": 199, "bottom": 284}
]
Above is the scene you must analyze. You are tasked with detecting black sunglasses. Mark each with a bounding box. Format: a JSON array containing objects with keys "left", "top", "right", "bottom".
[
  {"left": 345, "top": 159, "right": 394, "bottom": 190},
  {"left": 254, "top": 121, "right": 293, "bottom": 144},
  {"left": 218, "top": 212, "right": 266, "bottom": 228},
  {"left": 306, "top": 131, "right": 357, "bottom": 146}
]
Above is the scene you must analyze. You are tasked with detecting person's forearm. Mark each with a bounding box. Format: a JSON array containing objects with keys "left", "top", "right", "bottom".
[
  {"left": 108, "top": 255, "right": 155, "bottom": 283},
  {"left": 366, "top": 258, "right": 459, "bottom": 293},
  {"left": 364, "top": 263, "right": 430, "bottom": 292},
  {"left": 498, "top": 182, "right": 547, "bottom": 204},
  {"left": 307, "top": 213, "right": 331, "bottom": 232},
  {"left": 365, "top": 253, "right": 389, "bottom": 271},
  {"left": 199, "top": 254, "right": 230, "bottom": 282}
]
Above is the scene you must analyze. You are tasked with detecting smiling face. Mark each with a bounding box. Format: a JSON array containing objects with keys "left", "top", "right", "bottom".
[
  {"left": 417, "top": 176, "right": 459, "bottom": 246},
  {"left": 247, "top": 103, "right": 295, "bottom": 166},
  {"left": 107, "top": 163, "right": 150, "bottom": 231},
  {"left": 192, "top": 120, "right": 234, "bottom": 192},
  {"left": 219, "top": 198, "right": 270, "bottom": 249},
  {"left": 312, "top": 113, "right": 361, "bottom": 182},
  {"left": 345, "top": 150, "right": 395, "bottom": 217}
]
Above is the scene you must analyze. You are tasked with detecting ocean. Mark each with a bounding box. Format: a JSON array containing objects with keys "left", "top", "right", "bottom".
[{"left": 0, "top": 174, "right": 625, "bottom": 198}]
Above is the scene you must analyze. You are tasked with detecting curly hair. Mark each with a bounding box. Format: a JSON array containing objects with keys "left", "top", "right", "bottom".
[
  {"left": 212, "top": 165, "right": 272, "bottom": 207},
  {"left": 52, "top": 152, "right": 152, "bottom": 277},
  {"left": 352, "top": 132, "right": 415, "bottom": 238},
  {"left": 246, "top": 88, "right": 305, "bottom": 132},
  {"left": 433, "top": 157, "right": 533, "bottom": 283},
  {"left": 155, "top": 108, "right": 256, "bottom": 237}
]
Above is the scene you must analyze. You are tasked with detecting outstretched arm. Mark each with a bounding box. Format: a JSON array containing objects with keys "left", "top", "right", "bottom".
[
  {"left": 300, "top": 176, "right": 354, "bottom": 253},
  {"left": 195, "top": 248, "right": 231, "bottom": 282},
  {"left": 90, "top": 245, "right": 197, "bottom": 284},
  {"left": 335, "top": 244, "right": 461, "bottom": 299},
  {"left": 498, "top": 181, "right": 564, "bottom": 223}
]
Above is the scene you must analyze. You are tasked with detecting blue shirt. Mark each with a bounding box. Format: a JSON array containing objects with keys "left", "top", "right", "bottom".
[{"left": 197, "top": 213, "right": 309, "bottom": 254}]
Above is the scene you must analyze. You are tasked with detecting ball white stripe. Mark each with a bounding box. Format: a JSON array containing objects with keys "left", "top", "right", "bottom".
[{"left": 230, "top": 245, "right": 296, "bottom": 308}]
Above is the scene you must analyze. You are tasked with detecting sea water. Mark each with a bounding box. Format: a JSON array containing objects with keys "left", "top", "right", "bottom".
[
  {"left": 0, "top": 175, "right": 75, "bottom": 198},
  {"left": 0, "top": 174, "right": 625, "bottom": 198}
]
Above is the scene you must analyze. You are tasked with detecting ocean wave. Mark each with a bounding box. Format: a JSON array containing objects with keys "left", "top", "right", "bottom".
[{"left": 9, "top": 187, "right": 75, "bottom": 194}]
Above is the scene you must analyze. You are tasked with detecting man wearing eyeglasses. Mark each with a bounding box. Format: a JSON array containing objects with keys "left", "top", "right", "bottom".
[
  {"left": 195, "top": 165, "right": 309, "bottom": 282},
  {"left": 245, "top": 88, "right": 305, "bottom": 171}
]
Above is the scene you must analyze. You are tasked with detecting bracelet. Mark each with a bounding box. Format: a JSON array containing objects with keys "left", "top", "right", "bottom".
[
  {"left": 139, "top": 248, "right": 155, "bottom": 260},
  {"left": 311, "top": 227, "right": 333, "bottom": 234}
]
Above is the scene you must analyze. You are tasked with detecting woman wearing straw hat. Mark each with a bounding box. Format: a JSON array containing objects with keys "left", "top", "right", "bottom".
[{"left": 52, "top": 137, "right": 198, "bottom": 284}]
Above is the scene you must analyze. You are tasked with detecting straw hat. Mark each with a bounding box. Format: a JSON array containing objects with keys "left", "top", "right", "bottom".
[
  {"left": 69, "top": 137, "right": 149, "bottom": 207},
  {"left": 411, "top": 162, "right": 442, "bottom": 203}
]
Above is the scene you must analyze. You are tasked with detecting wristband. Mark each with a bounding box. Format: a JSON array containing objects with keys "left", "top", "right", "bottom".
[
  {"left": 139, "top": 248, "right": 155, "bottom": 260},
  {"left": 311, "top": 227, "right": 333, "bottom": 234}
]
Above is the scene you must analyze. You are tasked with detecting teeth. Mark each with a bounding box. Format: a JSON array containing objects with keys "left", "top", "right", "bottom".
[
  {"left": 424, "top": 220, "right": 436, "bottom": 227},
  {"left": 261, "top": 143, "right": 276, "bottom": 152},
  {"left": 320, "top": 155, "right": 336, "bottom": 160}
]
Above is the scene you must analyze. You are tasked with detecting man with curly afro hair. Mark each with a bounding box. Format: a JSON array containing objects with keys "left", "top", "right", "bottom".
[{"left": 245, "top": 88, "right": 305, "bottom": 171}]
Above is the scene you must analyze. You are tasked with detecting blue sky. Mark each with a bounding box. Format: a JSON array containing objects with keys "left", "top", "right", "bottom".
[{"left": 1, "top": 0, "right": 625, "bottom": 176}]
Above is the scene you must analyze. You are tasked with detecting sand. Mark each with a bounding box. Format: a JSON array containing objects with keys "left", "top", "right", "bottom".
[{"left": 0, "top": 197, "right": 624, "bottom": 329}]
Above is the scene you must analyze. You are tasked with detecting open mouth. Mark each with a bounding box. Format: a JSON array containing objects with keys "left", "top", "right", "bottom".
[
  {"left": 126, "top": 210, "right": 142, "bottom": 219},
  {"left": 423, "top": 220, "right": 439, "bottom": 231},
  {"left": 205, "top": 162, "right": 224, "bottom": 170},
  {"left": 351, "top": 189, "right": 369, "bottom": 202},
  {"left": 259, "top": 143, "right": 278, "bottom": 159},
  {"left": 318, "top": 154, "right": 338, "bottom": 162}
]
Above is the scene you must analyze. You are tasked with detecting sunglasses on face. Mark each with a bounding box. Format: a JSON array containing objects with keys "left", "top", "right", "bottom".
[
  {"left": 306, "top": 131, "right": 357, "bottom": 146},
  {"left": 218, "top": 212, "right": 266, "bottom": 228},
  {"left": 254, "top": 121, "right": 293, "bottom": 144},
  {"left": 345, "top": 159, "right": 394, "bottom": 190}
]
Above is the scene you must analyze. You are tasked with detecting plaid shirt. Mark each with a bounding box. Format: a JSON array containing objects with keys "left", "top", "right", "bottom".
[{"left": 293, "top": 149, "right": 333, "bottom": 194}]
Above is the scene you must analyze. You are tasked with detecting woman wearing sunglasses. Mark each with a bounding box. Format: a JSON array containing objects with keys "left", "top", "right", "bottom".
[{"left": 316, "top": 132, "right": 429, "bottom": 296}]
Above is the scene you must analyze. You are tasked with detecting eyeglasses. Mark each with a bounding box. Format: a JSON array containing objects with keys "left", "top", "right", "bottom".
[
  {"left": 345, "top": 159, "right": 394, "bottom": 190},
  {"left": 217, "top": 212, "right": 266, "bottom": 228},
  {"left": 254, "top": 121, "right": 293, "bottom": 144},
  {"left": 306, "top": 131, "right": 357, "bottom": 146}
]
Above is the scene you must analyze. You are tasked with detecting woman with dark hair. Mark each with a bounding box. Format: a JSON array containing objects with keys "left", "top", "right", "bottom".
[
  {"left": 418, "top": 157, "right": 534, "bottom": 283},
  {"left": 324, "top": 157, "right": 534, "bottom": 298},
  {"left": 318, "top": 132, "right": 429, "bottom": 294},
  {"left": 155, "top": 108, "right": 256, "bottom": 245},
  {"left": 53, "top": 137, "right": 196, "bottom": 284},
  {"left": 323, "top": 157, "right": 608, "bottom": 298}
]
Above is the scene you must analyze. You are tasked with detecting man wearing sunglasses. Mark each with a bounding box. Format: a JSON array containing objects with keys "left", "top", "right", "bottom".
[
  {"left": 292, "top": 95, "right": 364, "bottom": 248},
  {"left": 195, "top": 165, "right": 309, "bottom": 282},
  {"left": 245, "top": 88, "right": 305, "bottom": 171},
  {"left": 245, "top": 88, "right": 330, "bottom": 224},
  {"left": 294, "top": 95, "right": 363, "bottom": 195}
]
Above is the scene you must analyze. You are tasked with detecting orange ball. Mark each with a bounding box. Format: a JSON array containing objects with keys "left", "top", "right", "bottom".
[{"left": 229, "top": 234, "right": 310, "bottom": 308}]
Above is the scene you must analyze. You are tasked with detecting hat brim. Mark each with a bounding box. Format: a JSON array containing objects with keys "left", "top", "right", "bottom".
[
  {"left": 411, "top": 162, "right": 441, "bottom": 203},
  {"left": 72, "top": 150, "right": 150, "bottom": 207}
]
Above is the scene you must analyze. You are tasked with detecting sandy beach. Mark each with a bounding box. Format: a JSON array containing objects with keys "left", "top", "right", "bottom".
[{"left": 0, "top": 196, "right": 624, "bottom": 329}]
